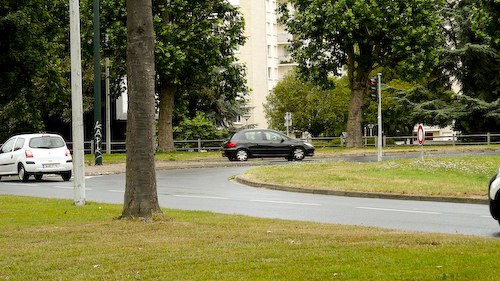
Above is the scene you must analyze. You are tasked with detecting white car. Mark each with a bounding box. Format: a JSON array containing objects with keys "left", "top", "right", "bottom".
[
  {"left": 489, "top": 169, "right": 500, "bottom": 225},
  {"left": 0, "top": 133, "right": 73, "bottom": 182}
]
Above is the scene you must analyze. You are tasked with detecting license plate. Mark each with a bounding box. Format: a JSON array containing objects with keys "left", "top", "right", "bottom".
[{"left": 43, "top": 164, "right": 58, "bottom": 168}]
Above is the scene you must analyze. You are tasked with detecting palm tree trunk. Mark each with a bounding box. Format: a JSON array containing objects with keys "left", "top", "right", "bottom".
[{"left": 122, "top": 0, "right": 162, "bottom": 218}]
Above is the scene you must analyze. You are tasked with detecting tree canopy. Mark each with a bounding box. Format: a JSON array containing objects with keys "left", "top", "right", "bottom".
[
  {"left": 278, "top": 0, "right": 444, "bottom": 146},
  {"left": 0, "top": 0, "right": 71, "bottom": 141},
  {"left": 264, "top": 71, "right": 349, "bottom": 136}
]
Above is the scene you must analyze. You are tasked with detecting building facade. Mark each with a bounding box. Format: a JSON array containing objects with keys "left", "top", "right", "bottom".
[{"left": 231, "top": 0, "right": 295, "bottom": 129}]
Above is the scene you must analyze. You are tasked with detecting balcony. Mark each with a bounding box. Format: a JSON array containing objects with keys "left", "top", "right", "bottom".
[{"left": 277, "top": 33, "right": 293, "bottom": 44}]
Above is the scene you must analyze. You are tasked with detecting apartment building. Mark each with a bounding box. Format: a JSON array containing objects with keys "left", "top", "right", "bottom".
[{"left": 230, "top": 0, "right": 295, "bottom": 128}]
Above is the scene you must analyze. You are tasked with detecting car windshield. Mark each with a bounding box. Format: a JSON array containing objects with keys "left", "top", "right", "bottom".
[{"left": 29, "top": 137, "right": 65, "bottom": 149}]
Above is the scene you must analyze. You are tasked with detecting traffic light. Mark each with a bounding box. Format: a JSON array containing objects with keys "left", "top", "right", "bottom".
[{"left": 369, "top": 77, "right": 377, "bottom": 101}]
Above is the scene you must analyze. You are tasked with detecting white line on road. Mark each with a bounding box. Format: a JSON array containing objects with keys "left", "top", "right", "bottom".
[
  {"left": 250, "top": 199, "right": 321, "bottom": 206},
  {"left": 356, "top": 206, "right": 441, "bottom": 215},
  {"left": 173, "top": 195, "right": 229, "bottom": 200},
  {"left": 4, "top": 183, "right": 38, "bottom": 187},
  {"left": 55, "top": 186, "right": 93, "bottom": 190}
]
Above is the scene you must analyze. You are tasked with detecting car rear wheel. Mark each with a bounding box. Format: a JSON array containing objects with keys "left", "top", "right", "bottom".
[
  {"left": 18, "top": 164, "right": 29, "bottom": 182},
  {"left": 291, "top": 147, "right": 305, "bottom": 161},
  {"left": 61, "top": 171, "right": 72, "bottom": 181},
  {"left": 235, "top": 149, "right": 249, "bottom": 161}
]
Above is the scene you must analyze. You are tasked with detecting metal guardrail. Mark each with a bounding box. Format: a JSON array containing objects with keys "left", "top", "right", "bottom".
[
  {"left": 6, "top": 133, "right": 500, "bottom": 154},
  {"left": 65, "top": 139, "right": 226, "bottom": 154}
]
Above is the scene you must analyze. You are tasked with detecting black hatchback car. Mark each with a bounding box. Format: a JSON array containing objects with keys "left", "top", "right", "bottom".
[{"left": 221, "top": 129, "right": 315, "bottom": 161}]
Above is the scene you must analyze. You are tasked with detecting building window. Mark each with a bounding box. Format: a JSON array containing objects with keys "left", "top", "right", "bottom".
[{"left": 268, "top": 67, "right": 272, "bottom": 79}]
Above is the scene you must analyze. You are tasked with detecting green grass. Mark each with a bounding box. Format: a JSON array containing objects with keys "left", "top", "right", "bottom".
[
  {"left": 241, "top": 155, "right": 499, "bottom": 198},
  {"left": 1, "top": 195, "right": 500, "bottom": 280}
]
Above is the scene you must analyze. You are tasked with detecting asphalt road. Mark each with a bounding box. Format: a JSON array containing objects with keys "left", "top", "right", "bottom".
[{"left": 1, "top": 164, "right": 500, "bottom": 238}]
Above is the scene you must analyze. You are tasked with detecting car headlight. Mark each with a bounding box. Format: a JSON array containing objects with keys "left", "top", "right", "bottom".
[{"left": 303, "top": 142, "right": 314, "bottom": 148}]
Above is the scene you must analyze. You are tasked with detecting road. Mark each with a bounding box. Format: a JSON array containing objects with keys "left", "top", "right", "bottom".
[{"left": 1, "top": 164, "right": 500, "bottom": 238}]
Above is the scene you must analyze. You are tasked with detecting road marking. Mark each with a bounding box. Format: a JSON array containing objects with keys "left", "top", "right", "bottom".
[
  {"left": 4, "top": 183, "right": 39, "bottom": 187},
  {"left": 173, "top": 195, "right": 229, "bottom": 200},
  {"left": 250, "top": 199, "right": 321, "bottom": 206},
  {"left": 356, "top": 206, "right": 441, "bottom": 215},
  {"left": 54, "top": 186, "right": 93, "bottom": 190}
]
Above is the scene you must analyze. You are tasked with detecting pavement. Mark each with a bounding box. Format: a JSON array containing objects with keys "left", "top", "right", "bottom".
[{"left": 83, "top": 148, "right": 497, "bottom": 205}]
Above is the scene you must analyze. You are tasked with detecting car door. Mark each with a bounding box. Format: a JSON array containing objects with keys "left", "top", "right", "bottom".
[
  {"left": 0, "top": 137, "right": 17, "bottom": 174},
  {"left": 264, "top": 131, "right": 290, "bottom": 156},
  {"left": 243, "top": 131, "right": 268, "bottom": 156}
]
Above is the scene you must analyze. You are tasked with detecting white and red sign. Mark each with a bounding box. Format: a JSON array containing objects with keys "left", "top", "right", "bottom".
[{"left": 417, "top": 124, "right": 425, "bottom": 145}]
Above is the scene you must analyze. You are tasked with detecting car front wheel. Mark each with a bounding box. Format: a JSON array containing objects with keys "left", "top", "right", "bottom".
[
  {"left": 235, "top": 149, "right": 249, "bottom": 161},
  {"left": 291, "top": 147, "right": 305, "bottom": 161},
  {"left": 18, "top": 164, "right": 29, "bottom": 182}
]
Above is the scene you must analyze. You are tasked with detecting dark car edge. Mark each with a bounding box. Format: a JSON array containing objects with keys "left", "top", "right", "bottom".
[{"left": 221, "top": 129, "right": 314, "bottom": 162}]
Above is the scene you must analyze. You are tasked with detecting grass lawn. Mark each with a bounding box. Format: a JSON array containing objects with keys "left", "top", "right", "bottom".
[
  {"left": 1, "top": 195, "right": 500, "bottom": 280},
  {"left": 240, "top": 155, "right": 500, "bottom": 199}
]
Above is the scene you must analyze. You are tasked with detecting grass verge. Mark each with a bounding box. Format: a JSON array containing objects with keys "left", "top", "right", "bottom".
[
  {"left": 1, "top": 195, "right": 500, "bottom": 280},
  {"left": 240, "top": 155, "right": 500, "bottom": 198}
]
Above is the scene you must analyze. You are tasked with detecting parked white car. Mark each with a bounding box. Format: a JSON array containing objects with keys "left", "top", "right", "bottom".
[{"left": 0, "top": 133, "right": 73, "bottom": 182}]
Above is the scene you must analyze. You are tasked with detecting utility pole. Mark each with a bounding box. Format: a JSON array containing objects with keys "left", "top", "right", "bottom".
[
  {"left": 377, "top": 73, "right": 383, "bottom": 162},
  {"left": 93, "top": 0, "right": 102, "bottom": 165},
  {"left": 69, "top": 0, "right": 86, "bottom": 206}
]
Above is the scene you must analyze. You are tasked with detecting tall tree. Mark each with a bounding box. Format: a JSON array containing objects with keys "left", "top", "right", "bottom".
[
  {"left": 278, "top": 0, "right": 444, "bottom": 147},
  {"left": 122, "top": 0, "right": 162, "bottom": 218},
  {"left": 0, "top": 0, "right": 71, "bottom": 141},
  {"left": 99, "top": 0, "right": 247, "bottom": 150},
  {"left": 442, "top": 0, "right": 500, "bottom": 133},
  {"left": 155, "top": 0, "right": 247, "bottom": 152},
  {"left": 264, "top": 71, "right": 349, "bottom": 136}
]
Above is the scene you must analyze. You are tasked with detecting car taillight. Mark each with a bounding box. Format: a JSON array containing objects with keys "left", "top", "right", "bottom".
[
  {"left": 65, "top": 149, "right": 71, "bottom": 157},
  {"left": 227, "top": 142, "right": 237, "bottom": 148},
  {"left": 25, "top": 150, "right": 33, "bottom": 158}
]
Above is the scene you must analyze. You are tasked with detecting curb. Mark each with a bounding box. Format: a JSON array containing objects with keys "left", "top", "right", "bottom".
[{"left": 235, "top": 176, "right": 489, "bottom": 205}]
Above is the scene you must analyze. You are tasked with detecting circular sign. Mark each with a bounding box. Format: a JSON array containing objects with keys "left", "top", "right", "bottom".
[{"left": 417, "top": 125, "right": 425, "bottom": 145}]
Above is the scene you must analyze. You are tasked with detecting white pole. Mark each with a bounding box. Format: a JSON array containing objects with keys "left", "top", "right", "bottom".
[
  {"left": 105, "top": 57, "right": 111, "bottom": 154},
  {"left": 70, "top": 0, "right": 86, "bottom": 206},
  {"left": 377, "top": 73, "right": 383, "bottom": 162}
]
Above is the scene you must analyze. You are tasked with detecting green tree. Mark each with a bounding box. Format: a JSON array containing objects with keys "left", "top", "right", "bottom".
[
  {"left": 173, "top": 113, "right": 227, "bottom": 141},
  {"left": 0, "top": 0, "right": 71, "bottom": 141},
  {"left": 99, "top": 0, "right": 248, "bottom": 150},
  {"left": 444, "top": 0, "right": 500, "bottom": 133},
  {"left": 264, "top": 71, "right": 349, "bottom": 136},
  {"left": 278, "top": 0, "right": 444, "bottom": 147},
  {"left": 154, "top": 0, "right": 247, "bottom": 152},
  {"left": 122, "top": 0, "right": 162, "bottom": 219}
]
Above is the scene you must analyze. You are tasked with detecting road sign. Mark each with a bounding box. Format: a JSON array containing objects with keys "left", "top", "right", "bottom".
[{"left": 417, "top": 124, "right": 425, "bottom": 145}]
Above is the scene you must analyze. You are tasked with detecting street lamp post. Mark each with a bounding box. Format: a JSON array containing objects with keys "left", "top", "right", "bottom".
[{"left": 242, "top": 114, "right": 251, "bottom": 128}]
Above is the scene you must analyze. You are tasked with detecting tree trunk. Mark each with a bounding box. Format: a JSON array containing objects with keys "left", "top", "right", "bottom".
[
  {"left": 157, "top": 83, "right": 177, "bottom": 152},
  {"left": 346, "top": 79, "right": 367, "bottom": 148},
  {"left": 122, "top": 0, "right": 162, "bottom": 218}
]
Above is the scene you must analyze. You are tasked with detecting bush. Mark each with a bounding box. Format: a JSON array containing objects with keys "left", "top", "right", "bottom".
[{"left": 173, "top": 113, "right": 228, "bottom": 142}]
